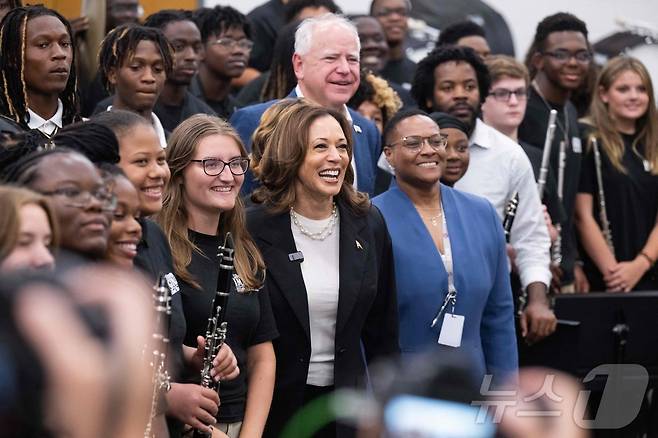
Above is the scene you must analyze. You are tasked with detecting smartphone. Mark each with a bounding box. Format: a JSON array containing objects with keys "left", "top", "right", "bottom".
[{"left": 383, "top": 394, "right": 496, "bottom": 438}]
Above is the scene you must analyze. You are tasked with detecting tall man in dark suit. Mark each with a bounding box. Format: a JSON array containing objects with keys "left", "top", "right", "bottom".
[{"left": 229, "top": 13, "right": 381, "bottom": 196}]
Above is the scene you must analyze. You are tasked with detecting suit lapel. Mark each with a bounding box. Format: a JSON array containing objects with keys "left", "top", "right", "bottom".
[
  {"left": 256, "top": 211, "right": 311, "bottom": 341},
  {"left": 336, "top": 202, "right": 368, "bottom": 335}
]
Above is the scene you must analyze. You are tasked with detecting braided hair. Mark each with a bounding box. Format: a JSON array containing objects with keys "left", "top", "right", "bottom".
[
  {"left": 0, "top": 5, "right": 79, "bottom": 127},
  {"left": 97, "top": 24, "right": 174, "bottom": 93},
  {"left": 53, "top": 122, "right": 120, "bottom": 165},
  {"left": 0, "top": 122, "right": 119, "bottom": 183}
]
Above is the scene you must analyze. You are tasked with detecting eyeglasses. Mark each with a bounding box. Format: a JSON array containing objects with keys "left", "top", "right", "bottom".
[
  {"left": 211, "top": 38, "right": 254, "bottom": 51},
  {"left": 489, "top": 87, "right": 528, "bottom": 102},
  {"left": 542, "top": 49, "right": 592, "bottom": 64},
  {"left": 388, "top": 134, "right": 448, "bottom": 151},
  {"left": 41, "top": 186, "right": 117, "bottom": 211},
  {"left": 190, "top": 157, "right": 250, "bottom": 176},
  {"left": 374, "top": 7, "right": 409, "bottom": 17}
]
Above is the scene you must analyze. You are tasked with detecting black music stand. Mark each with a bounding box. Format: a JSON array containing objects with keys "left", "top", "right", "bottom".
[
  {"left": 519, "top": 292, "right": 658, "bottom": 381},
  {"left": 518, "top": 293, "right": 658, "bottom": 437}
]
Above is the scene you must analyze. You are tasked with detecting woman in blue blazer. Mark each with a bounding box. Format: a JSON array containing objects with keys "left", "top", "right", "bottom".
[{"left": 373, "top": 110, "right": 517, "bottom": 382}]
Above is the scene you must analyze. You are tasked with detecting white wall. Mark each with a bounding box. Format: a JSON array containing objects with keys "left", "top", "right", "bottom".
[{"left": 206, "top": 0, "right": 658, "bottom": 60}]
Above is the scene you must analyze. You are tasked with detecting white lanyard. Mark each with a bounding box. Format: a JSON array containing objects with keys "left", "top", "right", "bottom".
[{"left": 431, "top": 200, "right": 457, "bottom": 327}]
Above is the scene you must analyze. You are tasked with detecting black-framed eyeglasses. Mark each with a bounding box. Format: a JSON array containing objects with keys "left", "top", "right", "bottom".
[
  {"left": 388, "top": 134, "right": 448, "bottom": 151},
  {"left": 489, "top": 87, "right": 528, "bottom": 102},
  {"left": 211, "top": 38, "right": 254, "bottom": 51},
  {"left": 40, "top": 186, "right": 117, "bottom": 211},
  {"left": 542, "top": 49, "right": 592, "bottom": 63},
  {"left": 190, "top": 157, "right": 250, "bottom": 176}
]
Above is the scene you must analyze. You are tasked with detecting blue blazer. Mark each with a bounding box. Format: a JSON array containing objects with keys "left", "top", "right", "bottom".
[
  {"left": 229, "top": 90, "right": 381, "bottom": 196},
  {"left": 372, "top": 184, "right": 518, "bottom": 380}
]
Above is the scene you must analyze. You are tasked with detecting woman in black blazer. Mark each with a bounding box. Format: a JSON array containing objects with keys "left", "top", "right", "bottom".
[{"left": 246, "top": 100, "right": 399, "bottom": 437}]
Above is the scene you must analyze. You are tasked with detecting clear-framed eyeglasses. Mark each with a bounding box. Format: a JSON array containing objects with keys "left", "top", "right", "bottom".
[{"left": 388, "top": 134, "right": 448, "bottom": 151}]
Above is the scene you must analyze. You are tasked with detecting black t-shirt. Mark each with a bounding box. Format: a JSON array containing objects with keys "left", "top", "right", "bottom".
[
  {"left": 246, "top": 0, "right": 286, "bottom": 72},
  {"left": 153, "top": 91, "right": 217, "bottom": 132},
  {"left": 235, "top": 72, "right": 270, "bottom": 107},
  {"left": 133, "top": 219, "right": 186, "bottom": 380},
  {"left": 189, "top": 75, "right": 239, "bottom": 120},
  {"left": 578, "top": 132, "right": 658, "bottom": 291},
  {"left": 518, "top": 87, "right": 582, "bottom": 283},
  {"left": 180, "top": 230, "right": 278, "bottom": 423},
  {"left": 380, "top": 56, "right": 417, "bottom": 91}
]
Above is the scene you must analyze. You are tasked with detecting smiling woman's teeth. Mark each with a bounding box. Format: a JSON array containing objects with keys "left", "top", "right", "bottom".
[
  {"left": 319, "top": 170, "right": 339, "bottom": 179},
  {"left": 142, "top": 187, "right": 162, "bottom": 194},
  {"left": 211, "top": 186, "right": 232, "bottom": 192},
  {"left": 418, "top": 162, "right": 438, "bottom": 167}
]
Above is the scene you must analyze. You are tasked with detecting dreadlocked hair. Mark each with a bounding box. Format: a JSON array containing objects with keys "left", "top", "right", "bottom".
[
  {"left": 0, "top": 5, "right": 80, "bottom": 127},
  {"left": 143, "top": 9, "right": 193, "bottom": 30},
  {"left": 524, "top": 12, "right": 589, "bottom": 78},
  {"left": 98, "top": 24, "right": 174, "bottom": 93},
  {"left": 261, "top": 20, "right": 300, "bottom": 101},
  {"left": 194, "top": 5, "right": 251, "bottom": 44}
]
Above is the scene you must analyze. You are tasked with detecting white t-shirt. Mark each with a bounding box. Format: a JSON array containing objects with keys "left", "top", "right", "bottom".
[{"left": 290, "top": 210, "right": 340, "bottom": 386}]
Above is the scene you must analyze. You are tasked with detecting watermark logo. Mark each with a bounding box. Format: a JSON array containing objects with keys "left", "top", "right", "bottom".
[{"left": 471, "top": 364, "right": 648, "bottom": 429}]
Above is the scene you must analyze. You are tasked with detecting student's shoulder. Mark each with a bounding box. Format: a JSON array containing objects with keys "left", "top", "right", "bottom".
[{"left": 0, "top": 115, "right": 25, "bottom": 135}]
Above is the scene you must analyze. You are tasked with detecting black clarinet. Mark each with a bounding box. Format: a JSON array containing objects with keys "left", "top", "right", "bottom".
[
  {"left": 502, "top": 192, "right": 519, "bottom": 244},
  {"left": 193, "top": 233, "right": 235, "bottom": 438}
]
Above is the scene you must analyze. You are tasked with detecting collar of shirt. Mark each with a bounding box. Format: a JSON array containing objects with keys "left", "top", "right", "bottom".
[
  {"left": 27, "top": 99, "right": 63, "bottom": 136},
  {"left": 294, "top": 85, "right": 353, "bottom": 124},
  {"left": 106, "top": 105, "right": 167, "bottom": 148},
  {"left": 469, "top": 118, "right": 493, "bottom": 149}
]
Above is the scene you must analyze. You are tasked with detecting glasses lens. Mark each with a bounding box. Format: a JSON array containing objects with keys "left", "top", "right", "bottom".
[
  {"left": 229, "top": 158, "right": 249, "bottom": 175},
  {"left": 493, "top": 89, "right": 511, "bottom": 101},
  {"left": 428, "top": 135, "right": 446, "bottom": 149},
  {"left": 204, "top": 159, "right": 224, "bottom": 175},
  {"left": 514, "top": 89, "right": 528, "bottom": 99},
  {"left": 239, "top": 40, "right": 254, "bottom": 50},
  {"left": 402, "top": 136, "right": 422, "bottom": 149}
]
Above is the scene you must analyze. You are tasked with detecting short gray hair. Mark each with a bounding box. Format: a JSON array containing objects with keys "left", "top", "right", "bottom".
[{"left": 294, "top": 13, "right": 361, "bottom": 56}]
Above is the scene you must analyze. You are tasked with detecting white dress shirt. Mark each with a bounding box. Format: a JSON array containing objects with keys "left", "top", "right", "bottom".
[
  {"left": 455, "top": 119, "right": 551, "bottom": 289},
  {"left": 294, "top": 85, "right": 358, "bottom": 189},
  {"left": 27, "top": 100, "right": 63, "bottom": 137}
]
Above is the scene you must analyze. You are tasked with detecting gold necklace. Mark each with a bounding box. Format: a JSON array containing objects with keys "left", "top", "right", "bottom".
[{"left": 416, "top": 205, "right": 443, "bottom": 227}]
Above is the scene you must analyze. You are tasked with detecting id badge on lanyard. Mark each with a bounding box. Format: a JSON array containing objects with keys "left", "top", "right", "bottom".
[{"left": 430, "top": 201, "right": 464, "bottom": 347}]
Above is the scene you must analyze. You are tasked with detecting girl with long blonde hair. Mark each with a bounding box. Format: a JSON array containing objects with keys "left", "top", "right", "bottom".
[
  {"left": 575, "top": 56, "right": 658, "bottom": 291},
  {"left": 157, "top": 114, "right": 277, "bottom": 438}
]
